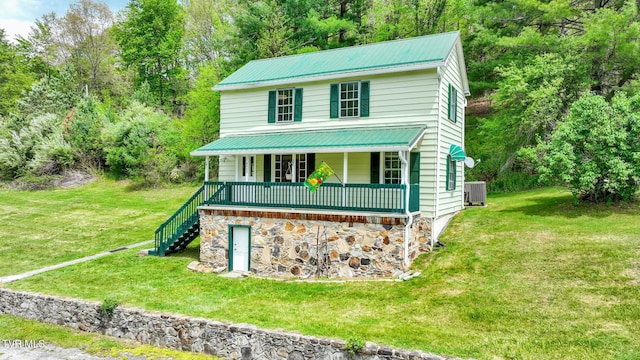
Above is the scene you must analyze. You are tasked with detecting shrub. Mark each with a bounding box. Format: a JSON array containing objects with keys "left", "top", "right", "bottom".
[{"left": 539, "top": 92, "right": 640, "bottom": 203}]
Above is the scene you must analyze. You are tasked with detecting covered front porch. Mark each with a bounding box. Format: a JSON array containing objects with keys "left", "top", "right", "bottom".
[
  {"left": 201, "top": 181, "right": 419, "bottom": 214},
  {"left": 193, "top": 125, "right": 426, "bottom": 213}
]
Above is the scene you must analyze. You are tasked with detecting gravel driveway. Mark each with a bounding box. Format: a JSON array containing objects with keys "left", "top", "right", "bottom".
[{"left": 0, "top": 344, "right": 154, "bottom": 360}]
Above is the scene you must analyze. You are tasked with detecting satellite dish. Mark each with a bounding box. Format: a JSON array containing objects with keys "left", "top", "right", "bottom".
[{"left": 464, "top": 157, "right": 475, "bottom": 168}]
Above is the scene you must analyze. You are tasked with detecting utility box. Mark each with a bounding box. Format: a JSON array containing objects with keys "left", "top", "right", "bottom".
[{"left": 464, "top": 181, "right": 486, "bottom": 206}]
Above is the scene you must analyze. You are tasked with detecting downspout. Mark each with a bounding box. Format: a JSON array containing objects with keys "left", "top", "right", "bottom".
[
  {"left": 433, "top": 67, "right": 443, "bottom": 248},
  {"left": 398, "top": 150, "right": 412, "bottom": 268}
]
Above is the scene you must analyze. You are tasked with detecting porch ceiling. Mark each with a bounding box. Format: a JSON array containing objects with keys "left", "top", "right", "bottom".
[{"left": 191, "top": 126, "right": 427, "bottom": 156}]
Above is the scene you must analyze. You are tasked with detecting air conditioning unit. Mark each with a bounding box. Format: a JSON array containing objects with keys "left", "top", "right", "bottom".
[{"left": 464, "top": 181, "right": 486, "bottom": 206}]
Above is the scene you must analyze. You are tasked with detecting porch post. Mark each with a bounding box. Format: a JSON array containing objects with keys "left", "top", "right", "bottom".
[
  {"left": 204, "top": 156, "right": 210, "bottom": 182},
  {"left": 342, "top": 152, "right": 348, "bottom": 207},
  {"left": 204, "top": 156, "right": 210, "bottom": 199}
]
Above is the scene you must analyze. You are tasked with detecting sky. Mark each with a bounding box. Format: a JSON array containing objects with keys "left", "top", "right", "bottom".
[{"left": 0, "top": 0, "right": 129, "bottom": 42}]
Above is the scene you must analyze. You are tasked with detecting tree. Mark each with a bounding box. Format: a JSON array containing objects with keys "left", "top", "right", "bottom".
[
  {"left": 57, "top": 0, "right": 118, "bottom": 96},
  {"left": 180, "top": 0, "right": 234, "bottom": 72},
  {"left": 0, "top": 29, "right": 36, "bottom": 117},
  {"left": 16, "top": 13, "right": 60, "bottom": 79},
  {"left": 486, "top": 53, "right": 588, "bottom": 171},
  {"left": 539, "top": 92, "right": 640, "bottom": 203},
  {"left": 113, "top": 0, "right": 186, "bottom": 108}
]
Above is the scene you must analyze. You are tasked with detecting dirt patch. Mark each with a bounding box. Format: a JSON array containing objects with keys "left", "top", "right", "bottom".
[{"left": 53, "top": 171, "right": 96, "bottom": 188}]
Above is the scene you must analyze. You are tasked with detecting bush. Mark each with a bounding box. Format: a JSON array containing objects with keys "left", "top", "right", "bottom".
[
  {"left": 102, "top": 101, "right": 180, "bottom": 186},
  {"left": 539, "top": 92, "right": 640, "bottom": 203}
]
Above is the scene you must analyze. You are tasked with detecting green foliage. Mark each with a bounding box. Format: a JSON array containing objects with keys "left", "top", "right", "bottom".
[
  {"left": 100, "top": 297, "right": 120, "bottom": 317},
  {"left": 177, "top": 64, "right": 221, "bottom": 180},
  {"left": 64, "top": 97, "right": 107, "bottom": 170},
  {"left": 113, "top": 0, "right": 186, "bottom": 109},
  {"left": 102, "top": 102, "right": 180, "bottom": 186},
  {"left": 344, "top": 334, "right": 365, "bottom": 355},
  {"left": 13, "top": 66, "right": 81, "bottom": 125},
  {"left": 539, "top": 92, "right": 640, "bottom": 203},
  {"left": 0, "top": 114, "right": 68, "bottom": 180},
  {"left": 0, "top": 29, "right": 35, "bottom": 117}
]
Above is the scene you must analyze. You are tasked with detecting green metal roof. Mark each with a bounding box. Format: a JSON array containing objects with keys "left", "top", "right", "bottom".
[
  {"left": 215, "top": 32, "right": 460, "bottom": 90},
  {"left": 191, "top": 126, "right": 426, "bottom": 156}
]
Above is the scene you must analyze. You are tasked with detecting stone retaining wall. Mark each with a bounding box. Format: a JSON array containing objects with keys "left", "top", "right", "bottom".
[
  {"left": 199, "top": 209, "right": 431, "bottom": 279},
  {"left": 0, "top": 288, "right": 461, "bottom": 360}
]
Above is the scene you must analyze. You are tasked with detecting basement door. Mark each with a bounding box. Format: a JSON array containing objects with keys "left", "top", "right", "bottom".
[{"left": 229, "top": 225, "right": 250, "bottom": 272}]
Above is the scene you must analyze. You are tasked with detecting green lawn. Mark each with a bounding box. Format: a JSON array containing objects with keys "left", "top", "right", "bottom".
[
  {"left": 0, "top": 179, "right": 198, "bottom": 276},
  {"left": 2, "top": 184, "right": 640, "bottom": 359}
]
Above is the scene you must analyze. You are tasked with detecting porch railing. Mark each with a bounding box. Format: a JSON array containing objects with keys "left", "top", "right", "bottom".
[{"left": 202, "top": 181, "right": 420, "bottom": 214}]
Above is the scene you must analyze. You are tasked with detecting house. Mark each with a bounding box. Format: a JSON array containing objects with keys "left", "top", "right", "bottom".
[{"left": 152, "top": 31, "right": 470, "bottom": 279}]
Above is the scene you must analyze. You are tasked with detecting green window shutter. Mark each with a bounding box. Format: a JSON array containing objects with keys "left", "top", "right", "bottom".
[
  {"left": 447, "top": 84, "right": 451, "bottom": 121},
  {"left": 360, "top": 81, "right": 370, "bottom": 117},
  {"left": 453, "top": 87, "right": 458, "bottom": 123},
  {"left": 370, "top": 152, "right": 380, "bottom": 184},
  {"left": 307, "top": 153, "right": 315, "bottom": 177},
  {"left": 330, "top": 83, "right": 339, "bottom": 119},
  {"left": 445, "top": 155, "right": 450, "bottom": 190},
  {"left": 453, "top": 157, "right": 457, "bottom": 190},
  {"left": 264, "top": 154, "right": 271, "bottom": 182},
  {"left": 294, "top": 88, "right": 303, "bottom": 122},
  {"left": 268, "top": 91, "right": 276, "bottom": 124},
  {"left": 410, "top": 152, "right": 420, "bottom": 184}
]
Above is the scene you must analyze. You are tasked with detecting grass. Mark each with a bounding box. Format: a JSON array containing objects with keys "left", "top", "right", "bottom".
[
  {"left": 0, "top": 314, "right": 221, "bottom": 359},
  {"left": 2, "top": 183, "right": 640, "bottom": 359},
  {"left": 0, "top": 178, "right": 198, "bottom": 276}
]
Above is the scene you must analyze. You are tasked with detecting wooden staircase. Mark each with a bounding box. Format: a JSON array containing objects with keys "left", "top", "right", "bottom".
[{"left": 150, "top": 183, "right": 225, "bottom": 256}]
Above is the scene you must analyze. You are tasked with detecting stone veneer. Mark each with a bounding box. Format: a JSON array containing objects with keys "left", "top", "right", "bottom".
[
  {"left": 0, "top": 288, "right": 464, "bottom": 360},
  {"left": 199, "top": 208, "right": 431, "bottom": 279}
]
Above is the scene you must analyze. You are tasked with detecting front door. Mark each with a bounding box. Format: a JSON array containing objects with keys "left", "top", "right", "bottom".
[
  {"left": 241, "top": 155, "right": 256, "bottom": 182},
  {"left": 230, "top": 226, "right": 250, "bottom": 272}
]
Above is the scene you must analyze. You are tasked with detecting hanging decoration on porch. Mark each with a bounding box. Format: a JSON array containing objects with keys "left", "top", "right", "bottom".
[{"left": 304, "top": 162, "right": 335, "bottom": 192}]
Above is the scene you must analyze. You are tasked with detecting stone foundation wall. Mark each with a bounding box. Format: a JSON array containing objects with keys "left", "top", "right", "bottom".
[
  {"left": 0, "top": 288, "right": 461, "bottom": 360},
  {"left": 199, "top": 209, "right": 431, "bottom": 279}
]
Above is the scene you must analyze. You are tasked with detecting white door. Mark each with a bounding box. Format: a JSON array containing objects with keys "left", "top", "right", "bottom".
[
  {"left": 241, "top": 155, "right": 256, "bottom": 182},
  {"left": 231, "top": 226, "right": 250, "bottom": 272}
]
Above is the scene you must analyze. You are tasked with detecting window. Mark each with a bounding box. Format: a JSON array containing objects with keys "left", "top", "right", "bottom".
[
  {"left": 448, "top": 84, "right": 458, "bottom": 123},
  {"left": 277, "top": 88, "right": 294, "bottom": 122},
  {"left": 274, "top": 154, "right": 308, "bottom": 182},
  {"left": 268, "top": 88, "right": 303, "bottom": 123},
  {"left": 383, "top": 152, "right": 402, "bottom": 184},
  {"left": 340, "top": 82, "right": 360, "bottom": 118},
  {"left": 330, "top": 81, "right": 369, "bottom": 118},
  {"left": 446, "top": 155, "right": 456, "bottom": 190}
]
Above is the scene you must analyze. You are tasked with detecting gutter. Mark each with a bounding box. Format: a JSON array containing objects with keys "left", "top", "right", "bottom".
[
  {"left": 433, "top": 67, "right": 444, "bottom": 248},
  {"left": 398, "top": 150, "right": 412, "bottom": 268}
]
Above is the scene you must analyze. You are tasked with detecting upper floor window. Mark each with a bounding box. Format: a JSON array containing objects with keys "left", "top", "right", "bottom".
[
  {"left": 330, "top": 81, "right": 370, "bottom": 119},
  {"left": 277, "top": 88, "right": 294, "bottom": 122},
  {"left": 448, "top": 84, "right": 458, "bottom": 123},
  {"left": 268, "top": 88, "right": 303, "bottom": 124},
  {"left": 340, "top": 82, "right": 360, "bottom": 118}
]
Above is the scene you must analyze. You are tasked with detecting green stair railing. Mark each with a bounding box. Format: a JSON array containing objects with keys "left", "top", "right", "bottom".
[
  {"left": 152, "top": 185, "right": 205, "bottom": 256},
  {"left": 153, "top": 183, "right": 227, "bottom": 256}
]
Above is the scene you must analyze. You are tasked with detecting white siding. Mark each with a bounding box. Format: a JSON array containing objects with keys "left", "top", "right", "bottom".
[
  {"left": 432, "top": 45, "right": 465, "bottom": 219},
  {"left": 218, "top": 70, "right": 440, "bottom": 136}
]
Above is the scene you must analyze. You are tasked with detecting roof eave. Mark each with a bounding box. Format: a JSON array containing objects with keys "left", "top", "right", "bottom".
[
  {"left": 191, "top": 145, "right": 417, "bottom": 157},
  {"left": 213, "top": 61, "right": 446, "bottom": 91}
]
